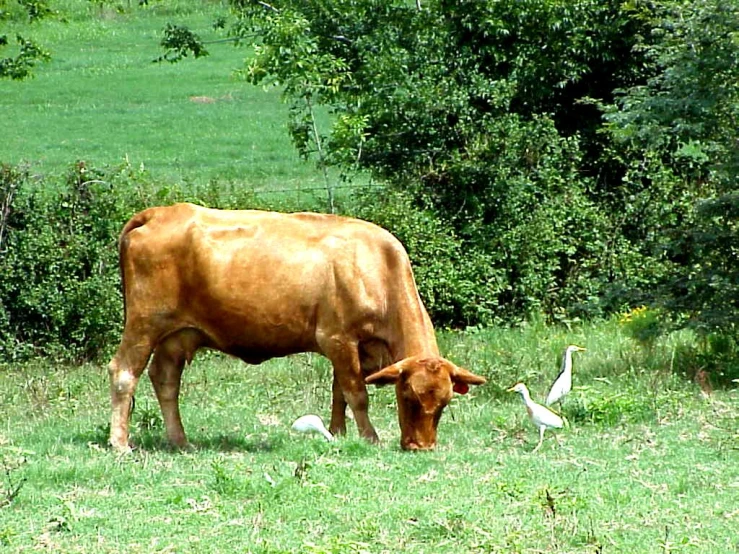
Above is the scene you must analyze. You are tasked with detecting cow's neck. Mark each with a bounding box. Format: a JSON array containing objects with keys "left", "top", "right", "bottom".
[{"left": 394, "top": 312, "right": 440, "bottom": 360}]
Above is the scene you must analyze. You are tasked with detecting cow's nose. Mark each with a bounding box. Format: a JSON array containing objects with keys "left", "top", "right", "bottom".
[{"left": 402, "top": 440, "right": 435, "bottom": 451}]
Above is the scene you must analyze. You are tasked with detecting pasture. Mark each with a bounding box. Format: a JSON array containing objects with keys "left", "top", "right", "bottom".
[
  {"left": 1, "top": 323, "right": 738, "bottom": 553},
  {"left": 1, "top": 2, "right": 738, "bottom": 553},
  {"left": 0, "top": 0, "right": 327, "bottom": 192}
]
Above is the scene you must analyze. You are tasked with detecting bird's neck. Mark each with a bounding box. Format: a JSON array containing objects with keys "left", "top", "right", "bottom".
[{"left": 562, "top": 351, "right": 573, "bottom": 374}]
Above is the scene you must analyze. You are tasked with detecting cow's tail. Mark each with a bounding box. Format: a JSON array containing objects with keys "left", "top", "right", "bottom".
[{"left": 117, "top": 208, "right": 156, "bottom": 325}]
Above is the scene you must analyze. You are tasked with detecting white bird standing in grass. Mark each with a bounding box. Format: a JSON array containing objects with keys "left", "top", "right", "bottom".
[
  {"left": 291, "top": 414, "right": 334, "bottom": 442},
  {"left": 545, "top": 345, "right": 586, "bottom": 407},
  {"left": 508, "top": 383, "right": 563, "bottom": 453}
]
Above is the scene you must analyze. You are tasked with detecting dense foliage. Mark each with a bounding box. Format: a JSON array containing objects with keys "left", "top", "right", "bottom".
[
  {"left": 0, "top": 162, "right": 273, "bottom": 362},
  {"left": 0, "top": 164, "right": 137, "bottom": 361},
  {"left": 230, "top": 0, "right": 738, "bottom": 332},
  {"left": 603, "top": 0, "right": 739, "bottom": 333}
]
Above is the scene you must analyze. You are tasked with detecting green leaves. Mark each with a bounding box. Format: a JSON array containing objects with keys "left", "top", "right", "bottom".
[
  {"left": 155, "top": 23, "right": 209, "bottom": 64},
  {"left": 0, "top": 34, "right": 49, "bottom": 80},
  {"left": 227, "top": 0, "right": 666, "bottom": 325},
  {"left": 605, "top": 0, "right": 739, "bottom": 334},
  {"left": 0, "top": 164, "right": 128, "bottom": 362}
]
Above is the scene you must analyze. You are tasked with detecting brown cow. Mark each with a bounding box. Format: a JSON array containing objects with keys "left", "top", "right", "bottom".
[{"left": 108, "top": 203, "right": 485, "bottom": 452}]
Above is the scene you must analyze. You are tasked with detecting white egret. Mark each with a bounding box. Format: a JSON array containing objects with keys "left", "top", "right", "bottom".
[
  {"left": 545, "top": 345, "right": 586, "bottom": 407},
  {"left": 291, "top": 414, "right": 334, "bottom": 442},
  {"left": 508, "top": 383, "right": 563, "bottom": 453}
]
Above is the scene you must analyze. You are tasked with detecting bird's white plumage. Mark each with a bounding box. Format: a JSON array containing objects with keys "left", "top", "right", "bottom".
[
  {"left": 545, "top": 345, "right": 586, "bottom": 406},
  {"left": 508, "top": 382, "right": 563, "bottom": 453},
  {"left": 291, "top": 414, "right": 334, "bottom": 441}
]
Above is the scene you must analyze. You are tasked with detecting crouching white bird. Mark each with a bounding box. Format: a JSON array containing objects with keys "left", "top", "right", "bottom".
[
  {"left": 508, "top": 383, "right": 563, "bottom": 453},
  {"left": 291, "top": 414, "right": 334, "bottom": 442},
  {"left": 545, "top": 345, "right": 586, "bottom": 407}
]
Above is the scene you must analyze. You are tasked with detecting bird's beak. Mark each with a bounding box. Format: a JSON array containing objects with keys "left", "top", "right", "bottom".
[
  {"left": 577, "top": 346, "right": 587, "bottom": 351},
  {"left": 506, "top": 386, "right": 516, "bottom": 392}
]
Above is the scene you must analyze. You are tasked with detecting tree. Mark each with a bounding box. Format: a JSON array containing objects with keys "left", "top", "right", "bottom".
[
  {"left": 0, "top": 33, "right": 49, "bottom": 79},
  {"left": 0, "top": 0, "right": 54, "bottom": 79},
  {"left": 605, "top": 0, "right": 739, "bottom": 332},
  {"left": 159, "top": 0, "right": 735, "bottom": 327},
  {"left": 229, "top": 0, "right": 667, "bottom": 323}
]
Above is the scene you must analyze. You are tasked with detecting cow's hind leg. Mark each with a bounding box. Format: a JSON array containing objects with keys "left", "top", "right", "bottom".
[
  {"left": 148, "top": 339, "right": 188, "bottom": 448},
  {"left": 323, "top": 340, "right": 379, "bottom": 443},
  {"left": 148, "top": 329, "right": 205, "bottom": 449},
  {"left": 109, "top": 332, "right": 154, "bottom": 453}
]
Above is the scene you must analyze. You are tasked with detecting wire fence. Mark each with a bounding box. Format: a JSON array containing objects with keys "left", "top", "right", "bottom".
[
  {"left": 246, "top": 182, "right": 387, "bottom": 213},
  {"left": 249, "top": 183, "right": 385, "bottom": 195}
]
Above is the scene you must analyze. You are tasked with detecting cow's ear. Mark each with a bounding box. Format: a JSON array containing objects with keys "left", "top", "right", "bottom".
[
  {"left": 451, "top": 367, "right": 486, "bottom": 394},
  {"left": 365, "top": 362, "right": 403, "bottom": 386}
]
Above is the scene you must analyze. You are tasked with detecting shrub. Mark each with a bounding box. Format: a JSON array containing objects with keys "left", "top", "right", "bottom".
[
  {"left": 618, "top": 306, "right": 665, "bottom": 349},
  {"left": 671, "top": 333, "right": 739, "bottom": 387},
  {"left": 0, "top": 162, "right": 149, "bottom": 362}
]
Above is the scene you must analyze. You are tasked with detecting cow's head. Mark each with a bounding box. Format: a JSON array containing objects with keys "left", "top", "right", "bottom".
[{"left": 365, "top": 356, "right": 486, "bottom": 451}]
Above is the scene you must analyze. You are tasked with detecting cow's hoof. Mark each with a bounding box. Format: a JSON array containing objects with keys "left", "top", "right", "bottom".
[
  {"left": 329, "top": 426, "right": 347, "bottom": 437},
  {"left": 110, "top": 441, "right": 133, "bottom": 455},
  {"left": 362, "top": 433, "right": 380, "bottom": 444},
  {"left": 401, "top": 441, "right": 435, "bottom": 452}
]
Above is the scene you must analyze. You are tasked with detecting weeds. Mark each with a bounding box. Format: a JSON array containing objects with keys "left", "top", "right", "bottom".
[
  {"left": 1, "top": 454, "right": 26, "bottom": 508},
  {"left": 0, "top": 525, "right": 16, "bottom": 547},
  {"left": 131, "top": 400, "right": 163, "bottom": 433}
]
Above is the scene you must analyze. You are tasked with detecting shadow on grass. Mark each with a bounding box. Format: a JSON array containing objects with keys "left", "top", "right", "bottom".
[
  {"left": 75, "top": 425, "right": 289, "bottom": 454},
  {"left": 189, "top": 433, "right": 287, "bottom": 453}
]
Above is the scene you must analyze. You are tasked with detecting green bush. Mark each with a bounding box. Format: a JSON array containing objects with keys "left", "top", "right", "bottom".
[
  {"left": 671, "top": 333, "right": 739, "bottom": 387},
  {"left": 0, "top": 163, "right": 147, "bottom": 362},
  {"left": 618, "top": 306, "right": 665, "bottom": 349}
]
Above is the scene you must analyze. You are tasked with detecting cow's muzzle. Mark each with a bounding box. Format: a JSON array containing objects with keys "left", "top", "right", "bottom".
[{"left": 401, "top": 438, "right": 436, "bottom": 451}]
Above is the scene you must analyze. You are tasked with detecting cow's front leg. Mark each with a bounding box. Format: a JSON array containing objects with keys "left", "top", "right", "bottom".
[
  {"left": 329, "top": 373, "right": 347, "bottom": 436},
  {"left": 324, "top": 342, "right": 379, "bottom": 443},
  {"left": 346, "top": 384, "right": 379, "bottom": 442},
  {"left": 148, "top": 339, "right": 188, "bottom": 449}
]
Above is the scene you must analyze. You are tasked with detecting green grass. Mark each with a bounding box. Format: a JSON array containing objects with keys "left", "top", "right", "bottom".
[
  {"left": 2, "top": 4, "right": 738, "bottom": 552},
  {"left": 2, "top": 322, "right": 737, "bottom": 553},
  {"left": 0, "top": 1, "right": 327, "bottom": 190}
]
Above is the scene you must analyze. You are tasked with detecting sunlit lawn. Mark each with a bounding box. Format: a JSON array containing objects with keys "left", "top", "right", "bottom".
[
  {"left": 0, "top": 1, "right": 325, "bottom": 191},
  {"left": 1, "top": 323, "right": 737, "bottom": 553}
]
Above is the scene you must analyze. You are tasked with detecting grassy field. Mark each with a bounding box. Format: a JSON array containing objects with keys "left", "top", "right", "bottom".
[
  {"left": 2, "top": 3, "right": 738, "bottom": 553},
  {"left": 1, "top": 321, "right": 738, "bottom": 553},
  {"left": 0, "top": 1, "right": 327, "bottom": 191}
]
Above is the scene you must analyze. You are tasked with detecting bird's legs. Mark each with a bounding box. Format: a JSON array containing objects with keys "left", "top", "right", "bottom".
[{"left": 532, "top": 426, "right": 546, "bottom": 453}]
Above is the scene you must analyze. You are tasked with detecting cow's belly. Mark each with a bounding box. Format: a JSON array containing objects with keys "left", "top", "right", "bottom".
[
  {"left": 223, "top": 343, "right": 320, "bottom": 365},
  {"left": 189, "top": 302, "right": 320, "bottom": 362}
]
